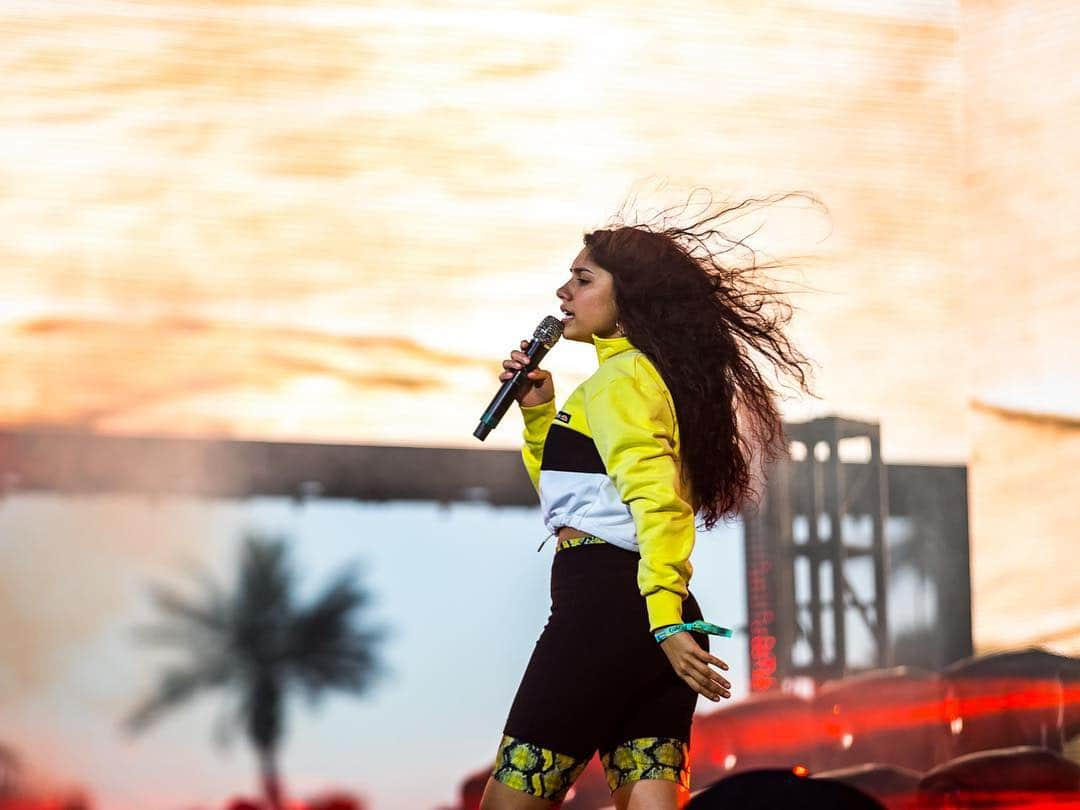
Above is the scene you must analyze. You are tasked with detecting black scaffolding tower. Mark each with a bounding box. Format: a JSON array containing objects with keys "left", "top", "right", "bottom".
[{"left": 742, "top": 416, "right": 891, "bottom": 692}]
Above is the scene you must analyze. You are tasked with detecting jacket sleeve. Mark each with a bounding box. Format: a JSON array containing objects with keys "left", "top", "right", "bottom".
[
  {"left": 519, "top": 398, "right": 556, "bottom": 495},
  {"left": 586, "top": 364, "right": 695, "bottom": 632}
]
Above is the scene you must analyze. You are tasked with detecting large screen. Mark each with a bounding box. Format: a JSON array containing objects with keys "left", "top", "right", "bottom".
[{"left": 0, "top": 0, "right": 967, "bottom": 461}]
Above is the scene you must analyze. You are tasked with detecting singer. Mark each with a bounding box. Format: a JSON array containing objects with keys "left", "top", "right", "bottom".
[{"left": 480, "top": 196, "right": 816, "bottom": 810}]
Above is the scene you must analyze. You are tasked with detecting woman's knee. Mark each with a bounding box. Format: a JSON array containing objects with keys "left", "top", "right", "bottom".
[
  {"left": 612, "top": 777, "right": 689, "bottom": 810},
  {"left": 479, "top": 775, "right": 558, "bottom": 810}
]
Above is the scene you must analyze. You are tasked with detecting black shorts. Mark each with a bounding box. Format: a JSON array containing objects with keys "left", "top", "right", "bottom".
[{"left": 491, "top": 536, "right": 708, "bottom": 801}]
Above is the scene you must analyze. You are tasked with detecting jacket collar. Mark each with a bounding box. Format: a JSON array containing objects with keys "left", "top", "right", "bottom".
[{"left": 592, "top": 332, "right": 636, "bottom": 364}]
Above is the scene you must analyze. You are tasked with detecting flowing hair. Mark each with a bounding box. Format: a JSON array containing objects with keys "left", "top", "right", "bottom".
[{"left": 583, "top": 188, "right": 822, "bottom": 530}]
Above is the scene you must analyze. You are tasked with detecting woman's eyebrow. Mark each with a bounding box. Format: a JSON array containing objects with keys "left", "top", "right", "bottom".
[{"left": 571, "top": 267, "right": 594, "bottom": 275}]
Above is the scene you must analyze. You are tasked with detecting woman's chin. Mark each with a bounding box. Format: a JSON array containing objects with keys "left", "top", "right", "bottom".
[{"left": 562, "top": 318, "right": 597, "bottom": 342}]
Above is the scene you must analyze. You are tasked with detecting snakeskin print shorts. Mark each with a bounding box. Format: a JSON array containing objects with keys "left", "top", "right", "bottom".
[{"left": 491, "top": 535, "right": 708, "bottom": 801}]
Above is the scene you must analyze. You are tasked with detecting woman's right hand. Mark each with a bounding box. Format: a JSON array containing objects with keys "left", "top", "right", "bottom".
[{"left": 500, "top": 339, "right": 554, "bottom": 408}]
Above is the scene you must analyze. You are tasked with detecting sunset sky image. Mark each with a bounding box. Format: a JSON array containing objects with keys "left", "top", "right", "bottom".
[{"left": 2, "top": 1, "right": 1079, "bottom": 809}]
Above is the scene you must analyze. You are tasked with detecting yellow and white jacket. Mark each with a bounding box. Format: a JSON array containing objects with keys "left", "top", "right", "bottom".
[{"left": 519, "top": 332, "right": 697, "bottom": 632}]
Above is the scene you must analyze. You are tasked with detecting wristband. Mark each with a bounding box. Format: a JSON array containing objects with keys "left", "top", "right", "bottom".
[{"left": 654, "top": 620, "right": 733, "bottom": 644}]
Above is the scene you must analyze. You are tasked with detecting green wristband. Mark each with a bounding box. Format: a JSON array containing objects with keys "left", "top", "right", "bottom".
[{"left": 654, "top": 620, "right": 733, "bottom": 644}]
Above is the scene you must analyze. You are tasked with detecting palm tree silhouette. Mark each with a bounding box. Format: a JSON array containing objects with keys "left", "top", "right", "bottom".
[{"left": 121, "top": 530, "right": 390, "bottom": 810}]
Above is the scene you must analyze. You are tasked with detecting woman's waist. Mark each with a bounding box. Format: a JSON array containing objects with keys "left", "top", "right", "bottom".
[
  {"left": 549, "top": 522, "right": 640, "bottom": 554},
  {"left": 553, "top": 528, "right": 639, "bottom": 558},
  {"left": 555, "top": 523, "right": 608, "bottom": 554},
  {"left": 557, "top": 525, "right": 591, "bottom": 542}
]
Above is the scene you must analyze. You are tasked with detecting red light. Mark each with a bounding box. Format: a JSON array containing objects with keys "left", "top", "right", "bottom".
[{"left": 792, "top": 764, "right": 810, "bottom": 777}]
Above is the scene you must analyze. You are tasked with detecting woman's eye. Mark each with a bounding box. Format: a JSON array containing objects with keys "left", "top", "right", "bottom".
[{"left": 577, "top": 279, "right": 589, "bottom": 285}]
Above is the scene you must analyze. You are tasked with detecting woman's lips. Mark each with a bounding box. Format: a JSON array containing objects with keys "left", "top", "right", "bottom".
[{"left": 561, "top": 314, "right": 574, "bottom": 323}]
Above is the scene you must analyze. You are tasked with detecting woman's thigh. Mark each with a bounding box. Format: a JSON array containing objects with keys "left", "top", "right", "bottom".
[
  {"left": 493, "top": 545, "right": 708, "bottom": 803},
  {"left": 597, "top": 592, "right": 709, "bottom": 797},
  {"left": 601, "top": 590, "right": 708, "bottom": 745},
  {"left": 479, "top": 773, "right": 559, "bottom": 810},
  {"left": 500, "top": 593, "right": 631, "bottom": 758}
]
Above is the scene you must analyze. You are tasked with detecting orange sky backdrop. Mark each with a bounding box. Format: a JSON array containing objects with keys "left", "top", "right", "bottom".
[{"left": 0, "top": 0, "right": 969, "bottom": 460}]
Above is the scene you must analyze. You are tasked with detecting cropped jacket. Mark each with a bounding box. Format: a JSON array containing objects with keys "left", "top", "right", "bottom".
[{"left": 519, "top": 332, "right": 696, "bottom": 632}]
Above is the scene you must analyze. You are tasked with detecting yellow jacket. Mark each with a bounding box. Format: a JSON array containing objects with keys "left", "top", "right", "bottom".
[{"left": 519, "top": 333, "right": 696, "bottom": 632}]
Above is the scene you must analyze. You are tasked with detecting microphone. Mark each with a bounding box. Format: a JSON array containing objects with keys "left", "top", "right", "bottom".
[{"left": 474, "top": 315, "right": 564, "bottom": 441}]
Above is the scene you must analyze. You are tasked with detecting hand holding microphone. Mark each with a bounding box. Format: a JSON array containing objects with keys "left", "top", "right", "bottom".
[
  {"left": 500, "top": 339, "right": 554, "bottom": 408},
  {"left": 474, "top": 315, "right": 563, "bottom": 440}
]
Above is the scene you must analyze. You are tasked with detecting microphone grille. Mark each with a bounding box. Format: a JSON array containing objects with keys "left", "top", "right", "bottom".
[{"left": 533, "top": 315, "right": 564, "bottom": 344}]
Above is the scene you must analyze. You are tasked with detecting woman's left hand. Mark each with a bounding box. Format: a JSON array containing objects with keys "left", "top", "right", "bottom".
[{"left": 659, "top": 631, "right": 732, "bottom": 702}]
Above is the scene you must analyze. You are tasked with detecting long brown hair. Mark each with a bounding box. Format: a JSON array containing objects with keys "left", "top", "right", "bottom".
[{"left": 583, "top": 189, "right": 821, "bottom": 530}]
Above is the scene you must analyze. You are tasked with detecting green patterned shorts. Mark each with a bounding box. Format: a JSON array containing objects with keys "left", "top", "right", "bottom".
[{"left": 491, "top": 732, "right": 690, "bottom": 801}]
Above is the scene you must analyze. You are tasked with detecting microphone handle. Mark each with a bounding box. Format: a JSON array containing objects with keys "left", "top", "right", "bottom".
[{"left": 473, "top": 337, "right": 555, "bottom": 441}]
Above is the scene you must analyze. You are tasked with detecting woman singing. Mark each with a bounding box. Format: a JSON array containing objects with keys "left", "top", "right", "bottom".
[{"left": 480, "top": 193, "right": 817, "bottom": 810}]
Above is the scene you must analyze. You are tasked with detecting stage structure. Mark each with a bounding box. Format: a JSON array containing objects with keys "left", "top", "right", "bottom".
[
  {"left": 743, "top": 416, "right": 972, "bottom": 693},
  {"left": 743, "top": 416, "right": 889, "bottom": 692}
]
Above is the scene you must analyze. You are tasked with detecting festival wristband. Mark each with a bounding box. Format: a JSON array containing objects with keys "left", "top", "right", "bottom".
[{"left": 653, "top": 620, "right": 733, "bottom": 644}]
